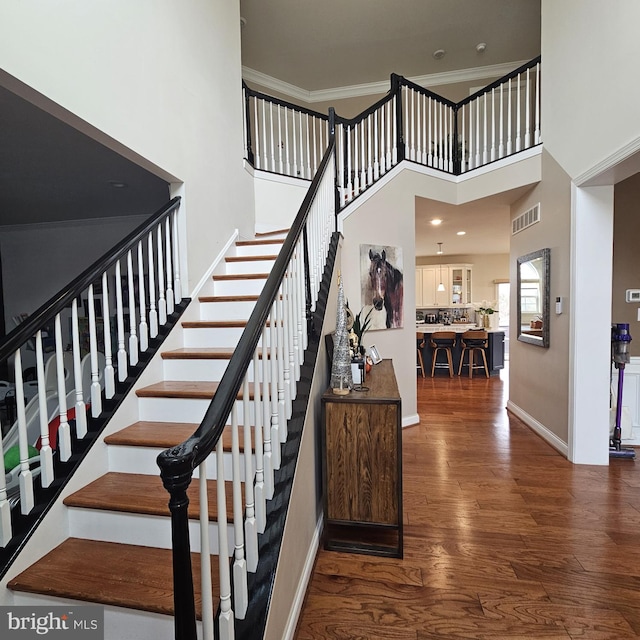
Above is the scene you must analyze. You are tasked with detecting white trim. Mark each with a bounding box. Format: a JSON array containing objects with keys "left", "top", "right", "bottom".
[
  {"left": 574, "top": 135, "right": 640, "bottom": 187},
  {"left": 402, "top": 413, "right": 420, "bottom": 428},
  {"left": 189, "top": 229, "right": 239, "bottom": 298},
  {"left": 282, "top": 514, "right": 323, "bottom": 640},
  {"left": 507, "top": 401, "right": 569, "bottom": 457},
  {"left": 243, "top": 60, "right": 530, "bottom": 104},
  {"left": 254, "top": 168, "right": 311, "bottom": 188}
]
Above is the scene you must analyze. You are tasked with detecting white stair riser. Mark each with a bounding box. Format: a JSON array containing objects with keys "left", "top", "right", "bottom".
[
  {"left": 225, "top": 259, "right": 275, "bottom": 275},
  {"left": 199, "top": 300, "right": 256, "bottom": 321},
  {"left": 235, "top": 243, "right": 283, "bottom": 257},
  {"left": 138, "top": 397, "right": 253, "bottom": 424},
  {"left": 12, "top": 593, "right": 178, "bottom": 640},
  {"left": 108, "top": 445, "right": 252, "bottom": 482},
  {"left": 182, "top": 327, "right": 271, "bottom": 348},
  {"left": 213, "top": 279, "right": 266, "bottom": 296},
  {"left": 67, "top": 508, "right": 235, "bottom": 555},
  {"left": 162, "top": 359, "right": 274, "bottom": 383}
]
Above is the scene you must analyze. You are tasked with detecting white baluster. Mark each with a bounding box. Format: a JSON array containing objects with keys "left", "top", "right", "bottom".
[
  {"left": 346, "top": 126, "right": 353, "bottom": 201},
  {"left": 482, "top": 93, "right": 488, "bottom": 166},
  {"left": 373, "top": 111, "right": 380, "bottom": 180},
  {"left": 14, "top": 351, "right": 34, "bottom": 514},
  {"left": 137, "top": 242, "right": 148, "bottom": 353},
  {"left": 386, "top": 99, "right": 392, "bottom": 169},
  {"left": 391, "top": 95, "right": 397, "bottom": 165},
  {"left": 491, "top": 88, "right": 496, "bottom": 162},
  {"left": 252, "top": 350, "right": 266, "bottom": 533},
  {"left": 312, "top": 116, "right": 318, "bottom": 175},
  {"left": 71, "top": 299, "right": 88, "bottom": 437},
  {"left": 416, "top": 91, "right": 422, "bottom": 164},
  {"left": 525, "top": 67, "right": 531, "bottom": 149},
  {"left": 367, "top": 114, "right": 373, "bottom": 184},
  {"left": 231, "top": 404, "right": 248, "bottom": 619},
  {"left": 87, "top": 284, "right": 102, "bottom": 417},
  {"left": 408, "top": 87, "right": 415, "bottom": 161},
  {"left": 126, "top": 252, "right": 139, "bottom": 366},
  {"left": 35, "top": 331, "right": 53, "bottom": 487},
  {"left": 284, "top": 106, "right": 291, "bottom": 176},
  {"left": 172, "top": 208, "right": 181, "bottom": 304},
  {"left": 461, "top": 104, "right": 466, "bottom": 173},
  {"left": 275, "top": 293, "right": 287, "bottom": 438},
  {"left": 277, "top": 104, "right": 283, "bottom": 174},
  {"left": 305, "top": 113, "right": 311, "bottom": 179},
  {"left": 475, "top": 97, "right": 481, "bottom": 168},
  {"left": 0, "top": 420, "right": 12, "bottom": 545},
  {"left": 269, "top": 305, "right": 280, "bottom": 470},
  {"left": 147, "top": 234, "right": 158, "bottom": 339},
  {"left": 286, "top": 270, "right": 297, "bottom": 403},
  {"left": 535, "top": 62, "right": 541, "bottom": 144},
  {"left": 54, "top": 315, "right": 71, "bottom": 461},
  {"left": 499, "top": 83, "right": 505, "bottom": 158},
  {"left": 352, "top": 125, "right": 359, "bottom": 194},
  {"left": 157, "top": 226, "right": 167, "bottom": 326},
  {"left": 299, "top": 110, "right": 305, "bottom": 179},
  {"left": 216, "top": 443, "right": 234, "bottom": 639},
  {"left": 115, "top": 261, "right": 128, "bottom": 382},
  {"left": 269, "top": 101, "right": 275, "bottom": 172},
  {"left": 516, "top": 73, "right": 522, "bottom": 152},
  {"left": 261, "top": 326, "right": 274, "bottom": 499},
  {"left": 507, "top": 77, "right": 513, "bottom": 155},
  {"left": 360, "top": 118, "right": 366, "bottom": 191},
  {"left": 468, "top": 102, "right": 474, "bottom": 170},
  {"left": 379, "top": 105, "right": 386, "bottom": 174},
  {"left": 427, "top": 98, "right": 433, "bottom": 167},
  {"left": 101, "top": 273, "right": 115, "bottom": 399},
  {"left": 165, "top": 218, "right": 174, "bottom": 315},
  {"left": 199, "top": 457, "right": 214, "bottom": 640},
  {"left": 291, "top": 108, "right": 298, "bottom": 177},
  {"left": 243, "top": 375, "right": 258, "bottom": 571}
]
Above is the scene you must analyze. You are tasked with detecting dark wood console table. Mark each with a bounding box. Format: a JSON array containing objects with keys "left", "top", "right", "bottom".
[{"left": 321, "top": 359, "right": 403, "bottom": 557}]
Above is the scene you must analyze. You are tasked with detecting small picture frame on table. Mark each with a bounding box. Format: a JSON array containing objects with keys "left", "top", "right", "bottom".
[{"left": 367, "top": 344, "right": 382, "bottom": 365}]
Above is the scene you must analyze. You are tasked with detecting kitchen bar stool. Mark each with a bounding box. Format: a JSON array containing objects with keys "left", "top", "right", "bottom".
[
  {"left": 429, "top": 331, "right": 456, "bottom": 377},
  {"left": 458, "top": 330, "right": 489, "bottom": 378},
  {"left": 416, "top": 332, "right": 426, "bottom": 378}
]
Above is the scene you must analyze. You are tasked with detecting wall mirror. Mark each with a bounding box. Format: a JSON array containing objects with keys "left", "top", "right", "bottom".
[{"left": 517, "top": 248, "right": 550, "bottom": 348}]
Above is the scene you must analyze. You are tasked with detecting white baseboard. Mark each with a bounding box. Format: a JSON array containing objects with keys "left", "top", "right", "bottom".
[
  {"left": 402, "top": 413, "right": 420, "bottom": 428},
  {"left": 189, "top": 229, "right": 239, "bottom": 297},
  {"left": 506, "top": 400, "right": 569, "bottom": 457},
  {"left": 282, "top": 514, "right": 323, "bottom": 640}
]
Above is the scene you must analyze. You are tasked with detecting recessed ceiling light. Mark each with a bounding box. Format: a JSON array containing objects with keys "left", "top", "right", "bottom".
[
  {"left": 433, "top": 49, "right": 446, "bottom": 60},
  {"left": 431, "top": 218, "right": 442, "bottom": 226},
  {"left": 476, "top": 42, "right": 487, "bottom": 54},
  {"left": 108, "top": 180, "right": 128, "bottom": 189},
  {"left": 457, "top": 231, "right": 466, "bottom": 236}
]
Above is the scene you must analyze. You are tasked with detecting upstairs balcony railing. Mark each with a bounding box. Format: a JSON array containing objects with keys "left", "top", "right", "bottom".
[{"left": 243, "top": 56, "right": 542, "bottom": 205}]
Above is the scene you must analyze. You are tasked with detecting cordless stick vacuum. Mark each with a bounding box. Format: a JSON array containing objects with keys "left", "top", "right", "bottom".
[{"left": 610, "top": 323, "right": 635, "bottom": 459}]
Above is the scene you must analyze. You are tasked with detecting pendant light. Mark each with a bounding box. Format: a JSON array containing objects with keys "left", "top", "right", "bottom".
[{"left": 437, "top": 243, "right": 445, "bottom": 291}]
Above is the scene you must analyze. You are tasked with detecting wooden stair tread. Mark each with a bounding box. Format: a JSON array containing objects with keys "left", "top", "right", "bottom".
[
  {"left": 105, "top": 421, "right": 251, "bottom": 451},
  {"left": 254, "top": 228, "right": 289, "bottom": 237},
  {"left": 136, "top": 380, "right": 255, "bottom": 399},
  {"left": 7, "top": 538, "right": 218, "bottom": 619},
  {"left": 212, "top": 273, "right": 269, "bottom": 281},
  {"left": 225, "top": 254, "right": 278, "bottom": 262},
  {"left": 198, "top": 294, "right": 259, "bottom": 302},
  {"left": 63, "top": 472, "right": 240, "bottom": 521},
  {"left": 162, "top": 348, "right": 235, "bottom": 359},
  {"left": 236, "top": 237, "right": 285, "bottom": 246},
  {"left": 182, "top": 320, "right": 247, "bottom": 328}
]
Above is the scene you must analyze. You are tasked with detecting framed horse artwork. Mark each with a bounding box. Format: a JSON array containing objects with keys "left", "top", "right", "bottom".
[{"left": 360, "top": 244, "right": 404, "bottom": 329}]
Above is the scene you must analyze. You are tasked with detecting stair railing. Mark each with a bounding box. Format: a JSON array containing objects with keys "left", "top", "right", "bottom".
[
  {"left": 244, "top": 56, "right": 542, "bottom": 203},
  {"left": 158, "top": 118, "right": 337, "bottom": 640},
  {"left": 0, "top": 197, "right": 184, "bottom": 549},
  {"left": 243, "top": 82, "right": 330, "bottom": 180}
]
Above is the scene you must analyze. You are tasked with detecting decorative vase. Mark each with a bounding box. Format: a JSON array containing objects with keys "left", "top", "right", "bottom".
[{"left": 483, "top": 314, "right": 491, "bottom": 329}]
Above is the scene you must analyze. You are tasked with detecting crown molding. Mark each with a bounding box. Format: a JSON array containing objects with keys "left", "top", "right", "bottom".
[{"left": 243, "top": 60, "right": 529, "bottom": 104}]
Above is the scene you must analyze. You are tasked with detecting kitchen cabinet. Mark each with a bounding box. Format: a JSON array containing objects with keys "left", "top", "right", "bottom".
[
  {"left": 321, "top": 359, "right": 403, "bottom": 557},
  {"left": 416, "top": 264, "right": 472, "bottom": 307}
]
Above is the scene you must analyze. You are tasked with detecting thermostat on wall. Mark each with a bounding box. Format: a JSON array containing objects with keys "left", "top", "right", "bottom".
[{"left": 625, "top": 289, "right": 640, "bottom": 303}]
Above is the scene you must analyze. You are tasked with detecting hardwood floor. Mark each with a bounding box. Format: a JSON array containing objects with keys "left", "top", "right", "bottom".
[{"left": 294, "top": 366, "right": 640, "bottom": 639}]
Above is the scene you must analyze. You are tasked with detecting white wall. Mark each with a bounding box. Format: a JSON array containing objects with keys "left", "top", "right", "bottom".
[
  {"left": 542, "top": 0, "right": 640, "bottom": 181},
  {"left": 253, "top": 169, "right": 308, "bottom": 232},
  {"left": 0, "top": 215, "right": 147, "bottom": 327},
  {"left": 0, "top": 0, "right": 254, "bottom": 293}
]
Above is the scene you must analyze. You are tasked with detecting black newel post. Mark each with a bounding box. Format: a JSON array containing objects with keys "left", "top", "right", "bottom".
[
  {"left": 158, "top": 449, "right": 197, "bottom": 640},
  {"left": 243, "top": 85, "right": 255, "bottom": 166},
  {"left": 328, "top": 107, "right": 340, "bottom": 228},
  {"left": 391, "top": 74, "right": 405, "bottom": 163},
  {"left": 453, "top": 105, "right": 460, "bottom": 175}
]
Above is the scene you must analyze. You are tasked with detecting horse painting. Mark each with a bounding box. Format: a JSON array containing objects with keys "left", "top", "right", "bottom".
[{"left": 368, "top": 248, "right": 404, "bottom": 328}]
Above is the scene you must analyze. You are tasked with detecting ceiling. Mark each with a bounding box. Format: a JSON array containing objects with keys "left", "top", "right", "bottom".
[{"left": 240, "top": 0, "right": 541, "bottom": 256}]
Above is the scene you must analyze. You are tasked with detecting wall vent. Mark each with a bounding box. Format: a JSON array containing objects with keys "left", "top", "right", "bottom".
[{"left": 512, "top": 203, "right": 540, "bottom": 235}]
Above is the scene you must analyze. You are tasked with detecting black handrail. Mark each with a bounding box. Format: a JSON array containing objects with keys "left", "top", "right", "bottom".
[
  {"left": 242, "top": 81, "right": 329, "bottom": 121},
  {"left": 157, "top": 128, "right": 337, "bottom": 638},
  {"left": 0, "top": 197, "right": 181, "bottom": 363}
]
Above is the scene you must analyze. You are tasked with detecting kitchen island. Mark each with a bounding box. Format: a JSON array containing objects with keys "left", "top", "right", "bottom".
[{"left": 416, "top": 324, "right": 505, "bottom": 376}]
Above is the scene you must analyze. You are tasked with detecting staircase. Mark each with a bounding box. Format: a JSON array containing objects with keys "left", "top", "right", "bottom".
[{"left": 5, "top": 233, "right": 286, "bottom": 639}]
